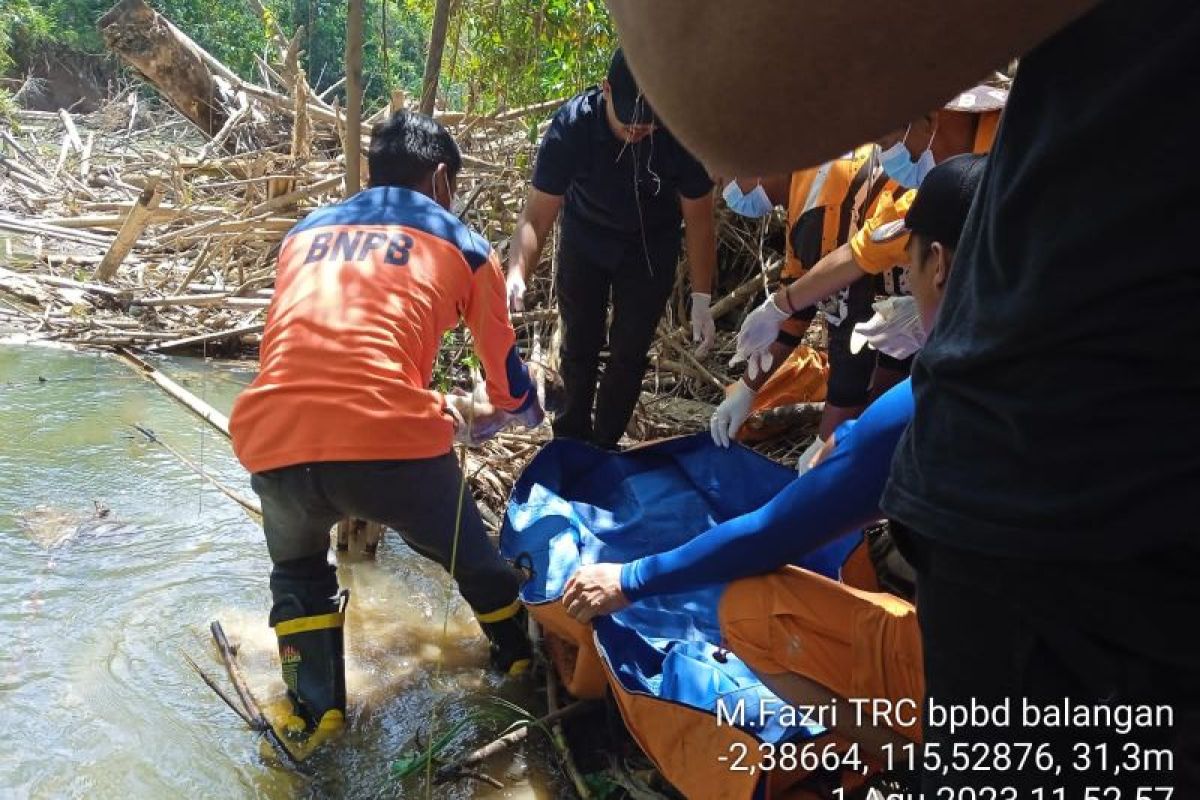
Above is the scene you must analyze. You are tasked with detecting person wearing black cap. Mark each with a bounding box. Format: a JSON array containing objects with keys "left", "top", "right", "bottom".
[
  {"left": 607, "top": 0, "right": 1200, "bottom": 793},
  {"left": 561, "top": 155, "right": 988, "bottom": 764},
  {"left": 505, "top": 48, "right": 718, "bottom": 450}
]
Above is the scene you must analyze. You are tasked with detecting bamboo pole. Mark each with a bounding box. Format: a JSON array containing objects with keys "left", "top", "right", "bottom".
[
  {"left": 58, "top": 109, "right": 84, "bottom": 152},
  {"left": 291, "top": 69, "right": 312, "bottom": 161},
  {"left": 79, "top": 131, "right": 95, "bottom": 180},
  {"left": 144, "top": 322, "right": 265, "bottom": 353},
  {"left": 0, "top": 129, "right": 45, "bottom": 176},
  {"left": 711, "top": 258, "right": 782, "bottom": 320},
  {"left": 243, "top": 174, "right": 342, "bottom": 217},
  {"left": 1, "top": 159, "right": 46, "bottom": 194},
  {"left": 0, "top": 213, "right": 115, "bottom": 247},
  {"left": 130, "top": 292, "right": 229, "bottom": 307},
  {"left": 420, "top": 0, "right": 453, "bottom": 115},
  {"left": 113, "top": 347, "right": 230, "bottom": 436},
  {"left": 344, "top": 0, "right": 364, "bottom": 196},
  {"left": 94, "top": 180, "right": 162, "bottom": 283},
  {"left": 32, "top": 274, "right": 130, "bottom": 297},
  {"left": 132, "top": 424, "right": 261, "bottom": 516}
]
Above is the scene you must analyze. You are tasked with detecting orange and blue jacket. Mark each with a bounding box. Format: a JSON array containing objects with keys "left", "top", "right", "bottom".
[{"left": 230, "top": 186, "right": 535, "bottom": 474}]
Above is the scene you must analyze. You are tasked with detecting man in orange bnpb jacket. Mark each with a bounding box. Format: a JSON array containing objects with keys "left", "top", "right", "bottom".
[{"left": 229, "top": 111, "right": 543, "bottom": 758}]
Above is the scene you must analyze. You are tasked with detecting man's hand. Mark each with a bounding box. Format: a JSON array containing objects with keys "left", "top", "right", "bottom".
[
  {"left": 690, "top": 292, "right": 716, "bottom": 357},
  {"left": 443, "top": 391, "right": 509, "bottom": 446},
  {"left": 562, "top": 563, "right": 630, "bottom": 623},
  {"left": 850, "top": 296, "right": 926, "bottom": 359},
  {"left": 505, "top": 269, "right": 527, "bottom": 313},
  {"left": 730, "top": 294, "right": 790, "bottom": 379},
  {"left": 710, "top": 378, "right": 756, "bottom": 448}
]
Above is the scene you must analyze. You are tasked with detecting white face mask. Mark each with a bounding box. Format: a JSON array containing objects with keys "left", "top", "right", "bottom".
[
  {"left": 723, "top": 180, "right": 775, "bottom": 218},
  {"left": 879, "top": 123, "right": 937, "bottom": 189}
]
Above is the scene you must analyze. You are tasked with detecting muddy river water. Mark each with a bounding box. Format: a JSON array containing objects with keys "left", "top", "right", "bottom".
[{"left": 0, "top": 343, "right": 559, "bottom": 799}]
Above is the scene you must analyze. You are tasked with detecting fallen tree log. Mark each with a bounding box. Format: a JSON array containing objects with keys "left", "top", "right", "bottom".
[{"left": 99, "top": 0, "right": 234, "bottom": 138}]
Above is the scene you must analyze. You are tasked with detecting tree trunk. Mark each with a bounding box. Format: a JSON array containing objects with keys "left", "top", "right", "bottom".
[
  {"left": 344, "top": 0, "right": 365, "bottom": 195},
  {"left": 420, "top": 0, "right": 453, "bottom": 115},
  {"left": 98, "top": 0, "right": 232, "bottom": 137}
]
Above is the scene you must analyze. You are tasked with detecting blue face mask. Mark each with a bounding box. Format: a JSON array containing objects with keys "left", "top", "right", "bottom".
[
  {"left": 723, "top": 180, "right": 775, "bottom": 218},
  {"left": 879, "top": 124, "right": 937, "bottom": 189}
]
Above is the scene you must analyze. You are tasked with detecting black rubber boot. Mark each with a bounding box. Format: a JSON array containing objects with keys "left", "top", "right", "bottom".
[
  {"left": 266, "top": 555, "right": 347, "bottom": 760},
  {"left": 477, "top": 602, "right": 532, "bottom": 676}
]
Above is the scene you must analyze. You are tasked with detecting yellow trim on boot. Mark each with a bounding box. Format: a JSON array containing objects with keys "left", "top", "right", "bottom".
[
  {"left": 265, "top": 708, "right": 346, "bottom": 763},
  {"left": 476, "top": 599, "right": 522, "bottom": 623},
  {"left": 506, "top": 657, "right": 531, "bottom": 676},
  {"left": 274, "top": 612, "right": 345, "bottom": 636}
]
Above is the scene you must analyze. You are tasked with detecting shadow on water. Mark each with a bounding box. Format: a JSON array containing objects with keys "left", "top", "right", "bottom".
[{"left": 0, "top": 343, "right": 561, "bottom": 799}]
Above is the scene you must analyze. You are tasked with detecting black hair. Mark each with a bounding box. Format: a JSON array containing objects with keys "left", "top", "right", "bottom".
[{"left": 368, "top": 111, "right": 462, "bottom": 189}]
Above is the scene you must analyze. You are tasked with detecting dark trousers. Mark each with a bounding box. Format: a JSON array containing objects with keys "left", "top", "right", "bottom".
[
  {"left": 553, "top": 234, "right": 679, "bottom": 448},
  {"left": 251, "top": 455, "right": 519, "bottom": 616},
  {"left": 898, "top": 531, "right": 1200, "bottom": 794}
]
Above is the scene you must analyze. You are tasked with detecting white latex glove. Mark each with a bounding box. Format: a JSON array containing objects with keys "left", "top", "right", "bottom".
[
  {"left": 690, "top": 292, "right": 716, "bottom": 358},
  {"left": 709, "top": 379, "right": 757, "bottom": 448},
  {"left": 505, "top": 269, "right": 527, "bottom": 313},
  {"left": 729, "top": 294, "right": 790, "bottom": 380},
  {"left": 850, "top": 296, "right": 927, "bottom": 359},
  {"left": 795, "top": 435, "right": 828, "bottom": 476}
]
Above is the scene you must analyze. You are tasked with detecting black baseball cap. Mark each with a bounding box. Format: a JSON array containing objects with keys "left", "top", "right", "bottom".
[
  {"left": 607, "top": 48, "right": 657, "bottom": 126},
  {"left": 871, "top": 153, "right": 988, "bottom": 249}
]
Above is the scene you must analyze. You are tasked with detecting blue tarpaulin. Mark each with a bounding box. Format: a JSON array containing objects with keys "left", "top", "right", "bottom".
[{"left": 501, "top": 433, "right": 860, "bottom": 746}]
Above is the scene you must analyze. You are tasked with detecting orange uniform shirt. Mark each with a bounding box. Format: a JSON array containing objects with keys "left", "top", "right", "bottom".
[
  {"left": 782, "top": 143, "right": 882, "bottom": 282},
  {"left": 851, "top": 109, "right": 1002, "bottom": 277},
  {"left": 230, "top": 186, "right": 534, "bottom": 474},
  {"left": 778, "top": 144, "right": 890, "bottom": 333}
]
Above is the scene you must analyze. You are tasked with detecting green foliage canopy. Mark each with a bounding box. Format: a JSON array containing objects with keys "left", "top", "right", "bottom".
[{"left": 0, "top": 0, "right": 614, "bottom": 112}]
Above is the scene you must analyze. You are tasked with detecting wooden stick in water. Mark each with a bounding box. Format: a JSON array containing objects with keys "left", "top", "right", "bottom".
[
  {"left": 211, "top": 620, "right": 265, "bottom": 728},
  {"left": 183, "top": 651, "right": 256, "bottom": 726},
  {"left": 434, "top": 700, "right": 593, "bottom": 783},
  {"left": 113, "top": 347, "right": 231, "bottom": 435},
  {"left": 131, "top": 424, "right": 261, "bottom": 517},
  {"left": 210, "top": 620, "right": 314, "bottom": 773}
]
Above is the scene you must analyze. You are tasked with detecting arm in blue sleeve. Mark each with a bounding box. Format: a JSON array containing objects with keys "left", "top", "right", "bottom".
[{"left": 620, "top": 379, "right": 915, "bottom": 601}]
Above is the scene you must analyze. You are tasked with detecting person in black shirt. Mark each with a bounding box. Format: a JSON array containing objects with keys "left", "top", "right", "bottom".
[
  {"left": 505, "top": 49, "right": 717, "bottom": 450},
  {"left": 598, "top": 0, "right": 1200, "bottom": 793}
]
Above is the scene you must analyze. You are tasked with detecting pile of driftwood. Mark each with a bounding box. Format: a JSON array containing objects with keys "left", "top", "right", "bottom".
[
  {"left": 0, "top": 0, "right": 824, "bottom": 492},
  {"left": 0, "top": 0, "right": 565, "bottom": 356}
]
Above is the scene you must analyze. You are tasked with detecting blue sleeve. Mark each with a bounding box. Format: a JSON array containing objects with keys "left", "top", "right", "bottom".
[
  {"left": 619, "top": 379, "right": 915, "bottom": 601},
  {"left": 531, "top": 100, "right": 582, "bottom": 196}
]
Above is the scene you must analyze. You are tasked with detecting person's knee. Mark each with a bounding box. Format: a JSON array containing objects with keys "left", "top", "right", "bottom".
[
  {"left": 453, "top": 561, "right": 522, "bottom": 614},
  {"left": 270, "top": 553, "right": 338, "bottom": 612},
  {"left": 604, "top": 350, "right": 651, "bottom": 376},
  {"left": 719, "top": 579, "right": 781, "bottom": 675}
]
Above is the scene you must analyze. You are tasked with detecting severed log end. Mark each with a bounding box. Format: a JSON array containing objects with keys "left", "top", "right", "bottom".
[{"left": 99, "top": 0, "right": 230, "bottom": 138}]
